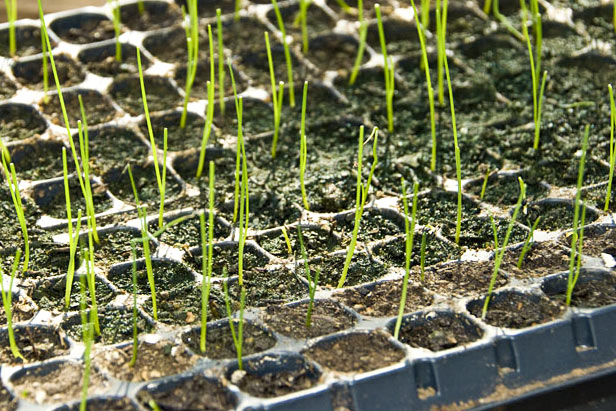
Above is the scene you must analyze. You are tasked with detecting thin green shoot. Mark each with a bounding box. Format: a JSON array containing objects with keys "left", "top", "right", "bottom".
[
  {"left": 334, "top": 0, "right": 351, "bottom": 13},
  {"left": 37, "top": 0, "right": 99, "bottom": 243},
  {"left": 180, "top": 0, "right": 199, "bottom": 129},
  {"left": 159, "top": 128, "right": 168, "bottom": 229},
  {"left": 375, "top": 4, "right": 395, "bottom": 132},
  {"left": 229, "top": 60, "right": 243, "bottom": 223},
  {"left": 195, "top": 26, "right": 216, "bottom": 179},
  {"left": 109, "top": 0, "right": 122, "bottom": 62},
  {"left": 435, "top": 0, "right": 448, "bottom": 106},
  {"left": 394, "top": 179, "right": 419, "bottom": 340},
  {"left": 78, "top": 276, "right": 93, "bottom": 411},
  {"left": 0, "top": 158, "right": 29, "bottom": 273},
  {"left": 216, "top": 9, "right": 225, "bottom": 115},
  {"left": 77, "top": 94, "right": 100, "bottom": 242},
  {"left": 614, "top": 0, "right": 616, "bottom": 33},
  {"left": 128, "top": 236, "right": 139, "bottom": 367},
  {"left": 297, "top": 225, "right": 319, "bottom": 327},
  {"left": 419, "top": 230, "right": 427, "bottom": 282},
  {"left": 479, "top": 169, "right": 491, "bottom": 200},
  {"left": 1, "top": 249, "right": 23, "bottom": 361},
  {"left": 62, "top": 147, "right": 83, "bottom": 309},
  {"left": 137, "top": 0, "right": 144, "bottom": 14},
  {"left": 348, "top": 0, "right": 367, "bottom": 85},
  {"left": 298, "top": 0, "right": 309, "bottom": 53},
  {"left": 421, "top": 0, "right": 429, "bottom": 30},
  {"left": 483, "top": 0, "right": 491, "bottom": 14},
  {"left": 281, "top": 226, "right": 293, "bottom": 256},
  {"left": 127, "top": 164, "right": 158, "bottom": 320},
  {"left": 271, "top": 0, "right": 295, "bottom": 107},
  {"left": 443, "top": 52, "right": 463, "bottom": 244},
  {"left": 84, "top": 215, "right": 100, "bottom": 336},
  {"left": 40, "top": 17, "right": 49, "bottom": 102},
  {"left": 566, "top": 125, "right": 590, "bottom": 306},
  {"left": 489, "top": 214, "right": 498, "bottom": 249},
  {"left": 237, "top": 96, "right": 249, "bottom": 287},
  {"left": 491, "top": 0, "right": 524, "bottom": 41},
  {"left": 605, "top": 84, "right": 616, "bottom": 211},
  {"left": 264, "top": 32, "right": 285, "bottom": 158},
  {"left": 222, "top": 267, "right": 245, "bottom": 370},
  {"left": 516, "top": 216, "right": 541, "bottom": 268},
  {"left": 482, "top": 177, "right": 526, "bottom": 319},
  {"left": 337, "top": 126, "right": 379, "bottom": 288},
  {"left": 200, "top": 162, "right": 215, "bottom": 353},
  {"left": 299, "top": 81, "right": 310, "bottom": 210},
  {"left": 148, "top": 400, "right": 162, "bottom": 411},
  {"left": 570, "top": 204, "right": 587, "bottom": 302},
  {"left": 520, "top": 0, "right": 547, "bottom": 150},
  {"left": 234, "top": 0, "right": 241, "bottom": 21},
  {"left": 5, "top": 0, "right": 16, "bottom": 56},
  {"left": 409, "top": 0, "right": 436, "bottom": 171}
]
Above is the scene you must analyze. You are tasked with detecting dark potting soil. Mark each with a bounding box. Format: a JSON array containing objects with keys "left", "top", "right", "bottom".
[
  {"left": 467, "top": 291, "right": 566, "bottom": 329},
  {"left": 326, "top": 0, "right": 393, "bottom": 18},
  {"left": 333, "top": 280, "right": 433, "bottom": 317},
  {"left": 257, "top": 225, "right": 341, "bottom": 259},
  {"left": 41, "top": 89, "right": 117, "bottom": 126},
  {"left": 502, "top": 241, "right": 571, "bottom": 279},
  {"left": 0, "top": 26, "right": 47, "bottom": 57},
  {"left": 524, "top": 201, "right": 599, "bottom": 231},
  {"left": 229, "top": 356, "right": 321, "bottom": 398},
  {"left": 366, "top": 18, "right": 422, "bottom": 56},
  {"left": 302, "top": 331, "right": 405, "bottom": 373},
  {"left": 79, "top": 42, "right": 151, "bottom": 77},
  {"left": 11, "top": 361, "right": 109, "bottom": 405},
  {"left": 182, "top": 321, "right": 277, "bottom": 359},
  {"left": 138, "top": 110, "right": 206, "bottom": 152},
  {"left": 102, "top": 162, "right": 183, "bottom": 205},
  {"left": 301, "top": 252, "right": 387, "bottom": 288},
  {"left": 7, "top": 140, "right": 69, "bottom": 181},
  {"left": 58, "top": 397, "right": 138, "bottom": 411},
  {"left": 542, "top": 271, "right": 616, "bottom": 309},
  {"left": 31, "top": 275, "right": 116, "bottom": 314},
  {"left": 413, "top": 189, "right": 480, "bottom": 226},
  {"left": 0, "top": 103, "right": 48, "bottom": 142},
  {"left": 228, "top": 268, "right": 307, "bottom": 307},
  {"left": 32, "top": 177, "right": 113, "bottom": 219},
  {"left": 50, "top": 14, "right": 116, "bottom": 45},
  {"left": 119, "top": 2, "right": 182, "bottom": 32},
  {"left": 0, "top": 73, "right": 16, "bottom": 100},
  {"left": 137, "top": 374, "right": 236, "bottom": 411},
  {"left": 0, "top": 326, "right": 69, "bottom": 365},
  {"left": 174, "top": 59, "right": 246, "bottom": 101},
  {"left": 185, "top": 243, "right": 269, "bottom": 277},
  {"left": 109, "top": 75, "right": 182, "bottom": 116},
  {"left": 266, "top": 3, "right": 335, "bottom": 41},
  {"left": 22, "top": 243, "right": 78, "bottom": 280},
  {"left": 92, "top": 228, "right": 156, "bottom": 269},
  {"left": 441, "top": 216, "right": 529, "bottom": 250},
  {"left": 0, "top": 381, "right": 16, "bottom": 411},
  {"left": 107, "top": 259, "right": 195, "bottom": 295},
  {"left": 153, "top": 213, "right": 230, "bottom": 250},
  {"left": 261, "top": 299, "right": 356, "bottom": 339},
  {"left": 0, "top": 294, "right": 34, "bottom": 326},
  {"left": 395, "top": 311, "right": 484, "bottom": 352},
  {"left": 95, "top": 340, "right": 196, "bottom": 382},
  {"left": 373, "top": 232, "right": 462, "bottom": 269},
  {"left": 62, "top": 307, "right": 153, "bottom": 345},
  {"left": 13, "top": 54, "right": 85, "bottom": 90},
  {"left": 236, "top": 43, "right": 307, "bottom": 90},
  {"left": 306, "top": 34, "right": 368, "bottom": 73},
  {"left": 215, "top": 97, "right": 274, "bottom": 138},
  {"left": 424, "top": 261, "right": 508, "bottom": 298},
  {"left": 561, "top": 226, "right": 616, "bottom": 260},
  {"left": 334, "top": 208, "right": 405, "bottom": 243},
  {"left": 466, "top": 173, "right": 550, "bottom": 206}
]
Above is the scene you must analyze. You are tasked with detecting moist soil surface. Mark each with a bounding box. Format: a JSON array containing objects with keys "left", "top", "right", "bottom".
[
  {"left": 542, "top": 271, "right": 616, "bottom": 309},
  {"left": 62, "top": 307, "right": 153, "bottom": 345},
  {"left": 228, "top": 267, "right": 307, "bottom": 307},
  {"left": 0, "top": 326, "right": 69, "bottom": 365},
  {"left": 261, "top": 299, "right": 356, "bottom": 339},
  {"left": 423, "top": 261, "right": 508, "bottom": 297},
  {"left": 502, "top": 241, "right": 571, "bottom": 279},
  {"left": 302, "top": 331, "right": 405, "bottom": 373}
]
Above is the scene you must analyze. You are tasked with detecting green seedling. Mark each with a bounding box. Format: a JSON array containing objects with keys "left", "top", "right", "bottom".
[
  {"left": 482, "top": 177, "right": 526, "bottom": 319},
  {"left": 298, "top": 0, "right": 309, "bottom": 53},
  {"left": 520, "top": 0, "right": 547, "bottom": 150},
  {"left": 348, "top": 0, "right": 367, "bottom": 85},
  {"left": 479, "top": 169, "right": 491, "bottom": 200},
  {"left": 78, "top": 276, "right": 93, "bottom": 411},
  {"left": 180, "top": 0, "right": 199, "bottom": 129},
  {"left": 235, "top": 0, "right": 241, "bottom": 20},
  {"left": 605, "top": 84, "right": 616, "bottom": 211},
  {"left": 299, "top": 81, "right": 310, "bottom": 210},
  {"left": 409, "top": 0, "right": 437, "bottom": 170},
  {"left": 516, "top": 216, "right": 540, "bottom": 268},
  {"left": 109, "top": 0, "right": 122, "bottom": 61},
  {"left": 40, "top": 18, "right": 49, "bottom": 102},
  {"left": 271, "top": 0, "right": 295, "bottom": 107},
  {"left": 237, "top": 97, "right": 249, "bottom": 287},
  {"left": 435, "top": 0, "right": 448, "bottom": 106},
  {"left": 200, "top": 162, "right": 215, "bottom": 353},
  {"left": 128, "top": 234, "right": 140, "bottom": 367},
  {"left": 297, "top": 225, "right": 320, "bottom": 327},
  {"left": 62, "top": 148, "right": 83, "bottom": 309},
  {"left": 83, "top": 215, "right": 100, "bottom": 335},
  {"left": 443, "top": 52, "right": 463, "bottom": 244},
  {"left": 77, "top": 94, "right": 99, "bottom": 243},
  {"left": 195, "top": 26, "right": 216, "bottom": 178},
  {"left": 37, "top": 0, "right": 99, "bottom": 243},
  {"left": 375, "top": 4, "right": 395, "bottom": 132},
  {"left": 566, "top": 125, "right": 590, "bottom": 306},
  {"left": 281, "top": 226, "right": 293, "bottom": 256},
  {"left": 229, "top": 61, "right": 244, "bottom": 223},
  {"left": 394, "top": 179, "right": 419, "bottom": 340},
  {"left": 137, "top": 0, "right": 144, "bottom": 14},
  {"left": 216, "top": 9, "right": 225, "bottom": 115},
  {"left": 223, "top": 267, "right": 246, "bottom": 370},
  {"left": 148, "top": 400, "right": 162, "bottom": 411},
  {"left": 264, "top": 31, "right": 285, "bottom": 158},
  {"left": 5, "top": 0, "right": 16, "bottom": 56},
  {"left": 420, "top": 0, "right": 429, "bottom": 29},
  {"left": 419, "top": 230, "right": 427, "bottom": 282},
  {"left": 337, "top": 126, "right": 379, "bottom": 288},
  {"left": 484, "top": 0, "right": 524, "bottom": 41},
  {"left": 1, "top": 249, "right": 23, "bottom": 361}
]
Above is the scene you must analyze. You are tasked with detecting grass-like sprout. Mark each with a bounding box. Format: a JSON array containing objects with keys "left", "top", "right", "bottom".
[
  {"left": 0, "top": 149, "right": 29, "bottom": 273},
  {"left": 349, "top": 0, "right": 367, "bottom": 85},
  {"left": 128, "top": 231, "right": 140, "bottom": 367},
  {"left": 271, "top": 0, "right": 295, "bottom": 107},
  {"left": 605, "top": 84, "right": 616, "bottom": 211},
  {"left": 443, "top": 53, "right": 463, "bottom": 244},
  {"left": 83, "top": 215, "right": 100, "bottom": 335},
  {"left": 40, "top": 18, "right": 49, "bottom": 102},
  {"left": 109, "top": 0, "right": 122, "bottom": 62},
  {"left": 195, "top": 26, "right": 216, "bottom": 179},
  {"left": 137, "top": 0, "right": 144, "bottom": 14},
  {"left": 409, "top": 0, "right": 436, "bottom": 170},
  {"left": 375, "top": 4, "right": 395, "bottom": 132},
  {"left": 265, "top": 32, "right": 285, "bottom": 158},
  {"left": 420, "top": 0, "right": 429, "bottom": 29},
  {"left": 223, "top": 267, "right": 246, "bottom": 370},
  {"left": 298, "top": 0, "right": 309, "bottom": 53},
  {"left": 281, "top": 226, "right": 293, "bottom": 256},
  {"left": 200, "top": 162, "right": 215, "bottom": 353},
  {"left": 5, "top": 0, "right": 16, "bottom": 56},
  {"left": 337, "top": 126, "right": 379, "bottom": 288},
  {"left": 566, "top": 125, "right": 590, "bottom": 306},
  {"left": 297, "top": 226, "right": 320, "bottom": 327},
  {"left": 127, "top": 164, "right": 158, "bottom": 320},
  {"left": 237, "top": 97, "right": 249, "bottom": 287},
  {"left": 180, "top": 0, "right": 199, "bottom": 129},
  {"left": 419, "top": 230, "right": 427, "bottom": 281},
  {"left": 299, "top": 81, "right": 310, "bottom": 210},
  {"left": 1, "top": 249, "right": 23, "bottom": 361},
  {"left": 479, "top": 169, "right": 491, "bottom": 200},
  {"left": 78, "top": 276, "right": 93, "bottom": 411},
  {"left": 77, "top": 94, "right": 99, "bottom": 243},
  {"left": 136, "top": 48, "right": 168, "bottom": 229},
  {"left": 520, "top": 0, "right": 547, "bottom": 150},
  {"left": 484, "top": 0, "right": 524, "bottom": 41},
  {"left": 62, "top": 148, "right": 83, "bottom": 309},
  {"left": 229, "top": 60, "right": 244, "bottom": 224},
  {"left": 234, "top": 0, "right": 241, "bottom": 21},
  {"left": 516, "top": 216, "right": 540, "bottom": 268},
  {"left": 216, "top": 9, "right": 225, "bottom": 115},
  {"left": 481, "top": 177, "right": 526, "bottom": 319},
  {"left": 393, "top": 179, "right": 418, "bottom": 340},
  {"left": 38, "top": 0, "right": 99, "bottom": 244},
  {"left": 435, "top": 0, "right": 448, "bottom": 106}
]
